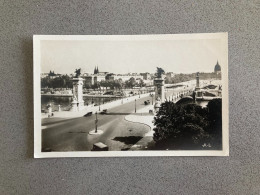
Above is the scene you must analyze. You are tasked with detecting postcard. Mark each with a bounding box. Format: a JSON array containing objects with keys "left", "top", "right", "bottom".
[{"left": 34, "top": 33, "right": 228, "bottom": 157}]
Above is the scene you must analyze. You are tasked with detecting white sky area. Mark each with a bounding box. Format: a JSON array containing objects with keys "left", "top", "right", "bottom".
[{"left": 41, "top": 39, "right": 222, "bottom": 74}]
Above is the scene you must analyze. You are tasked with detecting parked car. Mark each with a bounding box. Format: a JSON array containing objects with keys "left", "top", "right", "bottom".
[
  {"left": 92, "top": 142, "right": 109, "bottom": 151},
  {"left": 100, "top": 109, "right": 108, "bottom": 114},
  {"left": 144, "top": 100, "right": 150, "bottom": 105}
]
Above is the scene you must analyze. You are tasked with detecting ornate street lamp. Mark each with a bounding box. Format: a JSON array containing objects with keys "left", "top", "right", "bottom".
[
  {"left": 99, "top": 97, "right": 101, "bottom": 111},
  {"left": 95, "top": 112, "right": 98, "bottom": 133},
  {"left": 135, "top": 99, "right": 136, "bottom": 113}
]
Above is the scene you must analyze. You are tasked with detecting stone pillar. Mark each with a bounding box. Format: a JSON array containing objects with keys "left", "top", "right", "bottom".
[
  {"left": 71, "top": 78, "right": 85, "bottom": 111},
  {"left": 195, "top": 72, "right": 200, "bottom": 91},
  {"left": 154, "top": 98, "right": 161, "bottom": 113},
  {"left": 154, "top": 78, "right": 165, "bottom": 102},
  {"left": 71, "top": 99, "right": 78, "bottom": 112}
]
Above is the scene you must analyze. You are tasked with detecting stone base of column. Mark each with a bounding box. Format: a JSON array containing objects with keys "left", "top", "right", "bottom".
[
  {"left": 71, "top": 101, "right": 78, "bottom": 112},
  {"left": 78, "top": 100, "right": 85, "bottom": 111}
]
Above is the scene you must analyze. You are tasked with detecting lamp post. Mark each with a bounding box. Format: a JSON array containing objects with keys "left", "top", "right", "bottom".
[
  {"left": 99, "top": 97, "right": 101, "bottom": 111},
  {"left": 95, "top": 112, "right": 98, "bottom": 133},
  {"left": 135, "top": 99, "right": 136, "bottom": 113}
]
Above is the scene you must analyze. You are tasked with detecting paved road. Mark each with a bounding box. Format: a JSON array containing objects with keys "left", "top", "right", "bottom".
[
  {"left": 42, "top": 95, "right": 153, "bottom": 151},
  {"left": 42, "top": 84, "right": 195, "bottom": 152}
]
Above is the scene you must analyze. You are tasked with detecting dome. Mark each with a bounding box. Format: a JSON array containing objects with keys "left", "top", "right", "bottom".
[{"left": 214, "top": 61, "right": 221, "bottom": 72}]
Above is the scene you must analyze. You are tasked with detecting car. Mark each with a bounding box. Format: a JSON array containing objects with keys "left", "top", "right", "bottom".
[
  {"left": 100, "top": 109, "right": 108, "bottom": 114},
  {"left": 144, "top": 100, "right": 150, "bottom": 105},
  {"left": 92, "top": 142, "right": 109, "bottom": 151},
  {"left": 84, "top": 112, "right": 92, "bottom": 117}
]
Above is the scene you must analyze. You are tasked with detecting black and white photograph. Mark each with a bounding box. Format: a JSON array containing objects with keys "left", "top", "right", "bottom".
[{"left": 34, "top": 33, "right": 228, "bottom": 157}]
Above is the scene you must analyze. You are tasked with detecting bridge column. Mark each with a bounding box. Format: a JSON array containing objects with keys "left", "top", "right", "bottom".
[
  {"left": 71, "top": 77, "right": 85, "bottom": 111},
  {"left": 195, "top": 72, "right": 200, "bottom": 91},
  {"left": 154, "top": 78, "right": 165, "bottom": 103}
]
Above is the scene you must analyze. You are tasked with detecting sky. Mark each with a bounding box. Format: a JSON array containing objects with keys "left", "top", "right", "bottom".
[{"left": 41, "top": 38, "right": 222, "bottom": 74}]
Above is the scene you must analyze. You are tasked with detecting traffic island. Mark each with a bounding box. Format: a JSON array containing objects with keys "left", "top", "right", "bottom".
[
  {"left": 124, "top": 105, "right": 156, "bottom": 150},
  {"left": 89, "top": 130, "right": 104, "bottom": 135}
]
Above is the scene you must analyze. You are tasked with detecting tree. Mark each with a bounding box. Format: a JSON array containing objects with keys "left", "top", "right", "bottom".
[
  {"left": 92, "top": 81, "right": 101, "bottom": 91},
  {"left": 114, "top": 79, "right": 123, "bottom": 91},
  {"left": 100, "top": 80, "right": 107, "bottom": 91},
  {"left": 41, "top": 74, "right": 72, "bottom": 89},
  {"left": 118, "top": 79, "right": 124, "bottom": 90},
  {"left": 153, "top": 99, "right": 223, "bottom": 149},
  {"left": 84, "top": 83, "right": 91, "bottom": 89},
  {"left": 61, "top": 75, "right": 72, "bottom": 88},
  {"left": 206, "top": 98, "right": 222, "bottom": 145},
  {"left": 139, "top": 79, "right": 146, "bottom": 87},
  {"left": 153, "top": 101, "right": 208, "bottom": 145},
  {"left": 125, "top": 77, "right": 136, "bottom": 88},
  {"left": 165, "top": 77, "right": 171, "bottom": 84},
  {"left": 41, "top": 77, "right": 51, "bottom": 88}
]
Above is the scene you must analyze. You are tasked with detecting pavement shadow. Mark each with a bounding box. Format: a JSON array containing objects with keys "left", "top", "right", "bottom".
[
  {"left": 106, "top": 113, "right": 151, "bottom": 116},
  {"left": 42, "top": 117, "right": 78, "bottom": 126},
  {"left": 112, "top": 136, "right": 143, "bottom": 145},
  {"left": 105, "top": 112, "right": 140, "bottom": 115}
]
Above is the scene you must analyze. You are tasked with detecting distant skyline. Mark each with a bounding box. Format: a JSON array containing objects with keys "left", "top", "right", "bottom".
[{"left": 41, "top": 38, "right": 223, "bottom": 74}]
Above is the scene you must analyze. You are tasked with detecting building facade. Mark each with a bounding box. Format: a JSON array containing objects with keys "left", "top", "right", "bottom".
[
  {"left": 140, "top": 72, "right": 151, "bottom": 80},
  {"left": 108, "top": 74, "right": 144, "bottom": 82}
]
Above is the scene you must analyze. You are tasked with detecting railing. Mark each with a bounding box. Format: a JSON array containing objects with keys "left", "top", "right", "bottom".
[{"left": 165, "top": 90, "right": 193, "bottom": 103}]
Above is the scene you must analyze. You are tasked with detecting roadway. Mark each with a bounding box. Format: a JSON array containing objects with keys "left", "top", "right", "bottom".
[
  {"left": 42, "top": 95, "right": 153, "bottom": 151},
  {"left": 42, "top": 84, "right": 195, "bottom": 152}
]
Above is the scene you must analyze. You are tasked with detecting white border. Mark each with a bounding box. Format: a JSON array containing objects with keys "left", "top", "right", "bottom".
[{"left": 34, "top": 33, "right": 229, "bottom": 158}]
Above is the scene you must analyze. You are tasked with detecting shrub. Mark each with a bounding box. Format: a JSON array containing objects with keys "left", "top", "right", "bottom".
[{"left": 153, "top": 99, "right": 222, "bottom": 149}]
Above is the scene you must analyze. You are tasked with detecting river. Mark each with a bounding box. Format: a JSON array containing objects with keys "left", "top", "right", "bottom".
[{"left": 41, "top": 96, "right": 122, "bottom": 112}]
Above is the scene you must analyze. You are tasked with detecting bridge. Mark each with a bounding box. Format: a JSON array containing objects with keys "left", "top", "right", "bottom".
[
  {"left": 164, "top": 89, "right": 193, "bottom": 103},
  {"left": 41, "top": 93, "right": 123, "bottom": 98}
]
